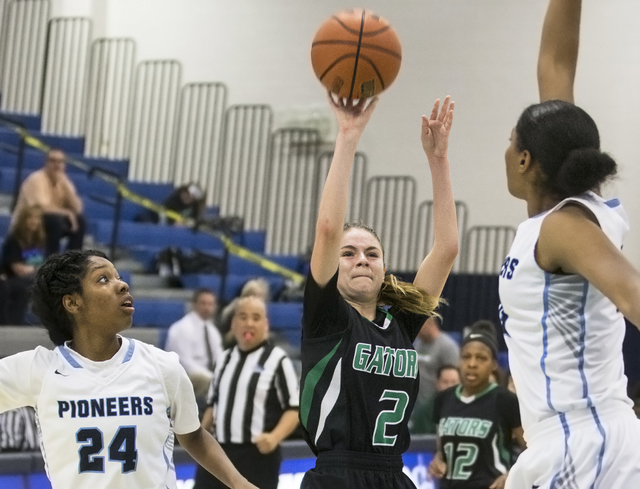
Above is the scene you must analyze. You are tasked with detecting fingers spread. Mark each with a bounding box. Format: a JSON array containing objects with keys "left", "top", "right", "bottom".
[
  {"left": 438, "top": 95, "right": 451, "bottom": 121},
  {"left": 430, "top": 99, "right": 440, "bottom": 120}
]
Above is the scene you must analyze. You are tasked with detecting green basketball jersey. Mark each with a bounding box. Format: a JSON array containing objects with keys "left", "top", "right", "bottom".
[
  {"left": 433, "top": 384, "right": 521, "bottom": 489},
  {"left": 300, "top": 272, "right": 427, "bottom": 455}
]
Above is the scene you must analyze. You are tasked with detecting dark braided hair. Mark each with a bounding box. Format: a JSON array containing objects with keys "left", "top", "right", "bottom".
[
  {"left": 31, "top": 250, "right": 108, "bottom": 346},
  {"left": 516, "top": 100, "right": 617, "bottom": 199}
]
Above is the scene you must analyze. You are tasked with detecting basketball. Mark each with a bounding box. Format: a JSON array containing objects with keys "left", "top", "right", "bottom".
[{"left": 311, "top": 9, "right": 402, "bottom": 99}]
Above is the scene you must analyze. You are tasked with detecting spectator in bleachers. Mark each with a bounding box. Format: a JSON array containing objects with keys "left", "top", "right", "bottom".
[
  {"left": 0, "top": 406, "right": 38, "bottom": 452},
  {"left": 410, "top": 364, "right": 460, "bottom": 435},
  {"left": 413, "top": 316, "right": 460, "bottom": 416},
  {"left": 165, "top": 288, "right": 223, "bottom": 409},
  {"left": 137, "top": 182, "right": 205, "bottom": 225},
  {"left": 12, "top": 148, "right": 85, "bottom": 256},
  {"left": 193, "top": 296, "right": 299, "bottom": 489},
  {"left": 0, "top": 204, "right": 46, "bottom": 324}
]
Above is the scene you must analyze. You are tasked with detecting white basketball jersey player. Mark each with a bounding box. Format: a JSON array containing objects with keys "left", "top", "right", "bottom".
[
  {"left": 500, "top": 191, "right": 640, "bottom": 489},
  {"left": 0, "top": 336, "right": 200, "bottom": 489}
]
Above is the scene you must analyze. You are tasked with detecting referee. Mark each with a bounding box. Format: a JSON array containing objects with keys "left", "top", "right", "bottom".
[{"left": 193, "top": 296, "right": 300, "bottom": 489}]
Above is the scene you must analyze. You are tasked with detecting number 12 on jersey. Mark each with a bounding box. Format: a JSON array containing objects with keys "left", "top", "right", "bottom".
[
  {"left": 76, "top": 426, "right": 138, "bottom": 473},
  {"left": 443, "top": 442, "right": 479, "bottom": 480}
]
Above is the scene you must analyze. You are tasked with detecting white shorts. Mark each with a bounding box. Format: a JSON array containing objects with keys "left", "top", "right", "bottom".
[{"left": 506, "top": 403, "right": 640, "bottom": 489}]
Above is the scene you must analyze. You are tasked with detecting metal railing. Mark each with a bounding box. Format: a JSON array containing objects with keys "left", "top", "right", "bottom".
[
  {"left": 214, "top": 104, "right": 272, "bottom": 230},
  {"left": 315, "top": 151, "right": 368, "bottom": 224},
  {"left": 411, "top": 200, "right": 468, "bottom": 273},
  {"left": 40, "top": 17, "right": 91, "bottom": 136},
  {"left": 171, "top": 82, "right": 227, "bottom": 203},
  {"left": 127, "top": 59, "right": 182, "bottom": 181},
  {"left": 84, "top": 38, "right": 136, "bottom": 159},
  {"left": 263, "top": 128, "right": 321, "bottom": 255},
  {"left": 460, "top": 225, "right": 517, "bottom": 274},
  {"left": 0, "top": 0, "right": 50, "bottom": 114},
  {"left": 0, "top": 0, "right": 8, "bottom": 44},
  {"left": 365, "top": 176, "right": 417, "bottom": 271}
]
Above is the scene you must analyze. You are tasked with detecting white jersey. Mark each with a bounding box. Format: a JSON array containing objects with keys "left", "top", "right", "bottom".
[
  {"left": 499, "top": 191, "right": 633, "bottom": 434},
  {"left": 0, "top": 336, "right": 200, "bottom": 489}
]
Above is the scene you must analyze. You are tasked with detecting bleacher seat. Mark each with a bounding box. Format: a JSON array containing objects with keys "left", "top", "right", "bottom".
[
  {"left": 0, "top": 127, "right": 21, "bottom": 147},
  {"left": 267, "top": 303, "right": 302, "bottom": 348},
  {"left": 0, "top": 215, "right": 10, "bottom": 236},
  {"left": 180, "top": 273, "right": 286, "bottom": 302},
  {"left": 226, "top": 254, "right": 301, "bottom": 277},
  {"left": 131, "top": 299, "right": 186, "bottom": 328},
  {"left": 31, "top": 133, "right": 84, "bottom": 154},
  {"left": 127, "top": 181, "right": 174, "bottom": 203},
  {"left": 0, "top": 112, "right": 41, "bottom": 131}
]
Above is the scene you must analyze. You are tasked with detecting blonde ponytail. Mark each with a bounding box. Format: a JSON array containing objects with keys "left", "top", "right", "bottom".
[{"left": 377, "top": 273, "right": 442, "bottom": 316}]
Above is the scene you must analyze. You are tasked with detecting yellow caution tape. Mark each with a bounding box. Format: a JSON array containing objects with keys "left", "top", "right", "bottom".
[{"left": 2, "top": 121, "right": 305, "bottom": 284}]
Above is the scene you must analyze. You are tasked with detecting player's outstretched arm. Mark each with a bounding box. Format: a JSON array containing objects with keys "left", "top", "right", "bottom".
[
  {"left": 177, "top": 427, "right": 258, "bottom": 489},
  {"left": 538, "top": 0, "right": 582, "bottom": 103},
  {"left": 310, "top": 94, "right": 379, "bottom": 287},
  {"left": 414, "top": 96, "right": 458, "bottom": 298}
]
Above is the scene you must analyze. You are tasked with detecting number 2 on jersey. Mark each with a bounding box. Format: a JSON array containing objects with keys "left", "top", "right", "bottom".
[
  {"left": 373, "top": 390, "right": 409, "bottom": 446},
  {"left": 77, "top": 426, "right": 137, "bottom": 473}
]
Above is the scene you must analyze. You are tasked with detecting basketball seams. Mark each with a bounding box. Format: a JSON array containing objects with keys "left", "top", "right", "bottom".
[
  {"left": 325, "top": 16, "right": 392, "bottom": 38},
  {"left": 348, "top": 10, "right": 366, "bottom": 99},
  {"left": 318, "top": 54, "right": 355, "bottom": 82},
  {"left": 311, "top": 41, "right": 401, "bottom": 61},
  {"left": 360, "top": 26, "right": 392, "bottom": 37},
  {"left": 357, "top": 56, "right": 386, "bottom": 90}
]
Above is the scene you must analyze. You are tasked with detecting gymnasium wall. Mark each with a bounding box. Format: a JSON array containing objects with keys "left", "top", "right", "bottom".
[{"left": 50, "top": 0, "right": 640, "bottom": 267}]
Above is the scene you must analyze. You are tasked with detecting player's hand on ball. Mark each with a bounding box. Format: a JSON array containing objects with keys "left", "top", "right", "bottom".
[
  {"left": 428, "top": 454, "right": 447, "bottom": 479},
  {"left": 328, "top": 92, "right": 379, "bottom": 139},
  {"left": 253, "top": 432, "right": 279, "bottom": 454},
  {"left": 421, "top": 95, "right": 454, "bottom": 160}
]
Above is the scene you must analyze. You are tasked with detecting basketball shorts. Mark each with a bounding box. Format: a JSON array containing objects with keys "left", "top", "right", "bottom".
[
  {"left": 301, "top": 450, "right": 416, "bottom": 489},
  {"left": 506, "top": 403, "right": 640, "bottom": 489}
]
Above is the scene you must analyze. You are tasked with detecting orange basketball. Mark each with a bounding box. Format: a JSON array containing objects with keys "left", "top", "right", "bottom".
[{"left": 311, "top": 9, "right": 402, "bottom": 99}]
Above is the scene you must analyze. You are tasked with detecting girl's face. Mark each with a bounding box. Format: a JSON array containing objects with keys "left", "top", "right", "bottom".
[
  {"left": 337, "top": 227, "right": 386, "bottom": 305},
  {"left": 65, "top": 256, "right": 134, "bottom": 335},
  {"left": 460, "top": 341, "right": 497, "bottom": 393}
]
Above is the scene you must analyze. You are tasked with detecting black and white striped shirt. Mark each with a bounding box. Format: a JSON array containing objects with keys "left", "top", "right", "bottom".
[
  {"left": 208, "top": 341, "right": 299, "bottom": 444},
  {"left": 0, "top": 407, "right": 39, "bottom": 452}
]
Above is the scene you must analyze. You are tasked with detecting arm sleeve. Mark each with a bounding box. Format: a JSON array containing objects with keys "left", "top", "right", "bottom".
[
  {"left": 275, "top": 355, "right": 300, "bottom": 410},
  {"left": 302, "top": 270, "right": 351, "bottom": 339},
  {"left": 159, "top": 350, "right": 201, "bottom": 435},
  {"left": 0, "top": 349, "right": 48, "bottom": 413},
  {"left": 394, "top": 309, "right": 430, "bottom": 342}
]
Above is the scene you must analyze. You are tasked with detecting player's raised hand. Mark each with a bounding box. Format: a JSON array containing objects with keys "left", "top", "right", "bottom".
[
  {"left": 328, "top": 92, "right": 379, "bottom": 139},
  {"left": 421, "top": 96, "right": 454, "bottom": 160}
]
